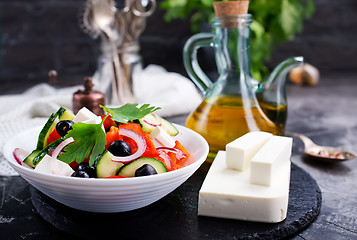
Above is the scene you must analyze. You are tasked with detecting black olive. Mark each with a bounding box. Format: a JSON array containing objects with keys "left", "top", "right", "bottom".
[
  {"left": 135, "top": 164, "right": 158, "bottom": 177},
  {"left": 72, "top": 162, "right": 96, "bottom": 178},
  {"left": 108, "top": 140, "right": 131, "bottom": 157},
  {"left": 71, "top": 170, "right": 91, "bottom": 178},
  {"left": 86, "top": 167, "right": 96, "bottom": 178},
  {"left": 56, "top": 120, "right": 74, "bottom": 137},
  {"left": 76, "top": 162, "right": 90, "bottom": 171}
]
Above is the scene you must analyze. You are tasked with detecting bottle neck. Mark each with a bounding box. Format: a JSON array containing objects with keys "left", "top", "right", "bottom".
[{"left": 213, "top": 15, "right": 252, "bottom": 79}]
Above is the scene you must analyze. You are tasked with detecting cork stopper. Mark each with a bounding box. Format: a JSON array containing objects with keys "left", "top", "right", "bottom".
[
  {"left": 73, "top": 77, "right": 105, "bottom": 115},
  {"left": 213, "top": 1, "right": 249, "bottom": 17}
]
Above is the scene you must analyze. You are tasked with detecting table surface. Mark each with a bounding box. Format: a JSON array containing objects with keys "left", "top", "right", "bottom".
[{"left": 1, "top": 72, "right": 356, "bottom": 239}]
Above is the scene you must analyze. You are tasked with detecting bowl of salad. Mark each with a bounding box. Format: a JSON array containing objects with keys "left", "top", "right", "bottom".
[{"left": 3, "top": 104, "right": 209, "bottom": 213}]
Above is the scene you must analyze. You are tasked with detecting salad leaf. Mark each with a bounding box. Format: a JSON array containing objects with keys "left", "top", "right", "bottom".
[
  {"left": 101, "top": 104, "right": 161, "bottom": 124},
  {"left": 58, "top": 120, "right": 106, "bottom": 167}
]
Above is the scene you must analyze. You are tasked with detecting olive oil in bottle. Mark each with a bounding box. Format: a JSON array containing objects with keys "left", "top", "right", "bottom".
[
  {"left": 183, "top": 13, "right": 296, "bottom": 161},
  {"left": 186, "top": 96, "right": 286, "bottom": 159}
]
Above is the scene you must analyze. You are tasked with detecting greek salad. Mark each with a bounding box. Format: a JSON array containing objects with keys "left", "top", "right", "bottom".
[{"left": 13, "top": 104, "right": 191, "bottom": 178}]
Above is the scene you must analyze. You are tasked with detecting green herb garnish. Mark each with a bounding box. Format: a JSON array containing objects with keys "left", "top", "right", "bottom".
[
  {"left": 58, "top": 119, "right": 107, "bottom": 167},
  {"left": 101, "top": 103, "right": 161, "bottom": 124}
]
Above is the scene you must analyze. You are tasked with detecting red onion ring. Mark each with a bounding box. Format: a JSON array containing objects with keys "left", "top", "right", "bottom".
[
  {"left": 52, "top": 137, "right": 74, "bottom": 160},
  {"left": 51, "top": 137, "right": 74, "bottom": 175},
  {"left": 156, "top": 147, "right": 186, "bottom": 160},
  {"left": 111, "top": 128, "right": 147, "bottom": 163},
  {"left": 142, "top": 119, "right": 160, "bottom": 127},
  {"left": 157, "top": 149, "right": 172, "bottom": 170},
  {"left": 13, "top": 148, "right": 29, "bottom": 165},
  {"left": 142, "top": 114, "right": 162, "bottom": 127}
]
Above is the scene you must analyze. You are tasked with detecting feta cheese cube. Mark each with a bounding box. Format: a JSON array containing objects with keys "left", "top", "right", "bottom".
[
  {"left": 226, "top": 131, "right": 272, "bottom": 171},
  {"left": 149, "top": 126, "right": 175, "bottom": 148},
  {"left": 250, "top": 135, "right": 292, "bottom": 186},
  {"left": 73, "top": 107, "right": 98, "bottom": 123},
  {"left": 82, "top": 115, "right": 102, "bottom": 125},
  {"left": 34, "top": 155, "right": 74, "bottom": 176},
  {"left": 72, "top": 108, "right": 105, "bottom": 132}
]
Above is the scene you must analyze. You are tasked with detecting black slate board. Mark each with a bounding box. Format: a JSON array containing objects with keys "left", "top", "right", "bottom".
[{"left": 31, "top": 162, "right": 321, "bottom": 240}]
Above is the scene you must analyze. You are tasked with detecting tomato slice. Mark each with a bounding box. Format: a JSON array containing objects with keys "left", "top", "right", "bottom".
[
  {"left": 105, "top": 175, "right": 128, "bottom": 179},
  {"left": 47, "top": 128, "right": 61, "bottom": 145},
  {"left": 69, "top": 161, "right": 78, "bottom": 170},
  {"left": 168, "top": 152, "right": 177, "bottom": 170},
  {"left": 119, "top": 123, "right": 144, "bottom": 136},
  {"left": 105, "top": 126, "right": 123, "bottom": 149},
  {"left": 141, "top": 133, "right": 159, "bottom": 158},
  {"left": 122, "top": 137, "right": 138, "bottom": 154},
  {"left": 101, "top": 114, "right": 117, "bottom": 131},
  {"left": 174, "top": 140, "right": 190, "bottom": 159}
]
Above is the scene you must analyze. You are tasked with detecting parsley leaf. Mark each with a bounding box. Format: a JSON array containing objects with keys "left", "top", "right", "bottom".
[
  {"left": 58, "top": 121, "right": 106, "bottom": 167},
  {"left": 101, "top": 103, "right": 161, "bottom": 124}
]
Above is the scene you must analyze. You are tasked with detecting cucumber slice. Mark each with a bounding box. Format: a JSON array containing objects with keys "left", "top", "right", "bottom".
[
  {"left": 117, "top": 157, "right": 167, "bottom": 177},
  {"left": 138, "top": 114, "right": 161, "bottom": 134},
  {"left": 59, "top": 109, "right": 75, "bottom": 121},
  {"left": 23, "top": 150, "right": 41, "bottom": 168},
  {"left": 36, "top": 107, "right": 74, "bottom": 150},
  {"left": 36, "top": 112, "right": 59, "bottom": 150},
  {"left": 32, "top": 138, "right": 64, "bottom": 167},
  {"left": 160, "top": 118, "right": 179, "bottom": 136},
  {"left": 139, "top": 114, "right": 179, "bottom": 136},
  {"left": 96, "top": 150, "right": 124, "bottom": 178}
]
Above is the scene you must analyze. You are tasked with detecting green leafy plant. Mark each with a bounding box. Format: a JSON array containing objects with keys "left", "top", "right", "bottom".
[
  {"left": 160, "top": 0, "right": 315, "bottom": 80},
  {"left": 59, "top": 119, "right": 107, "bottom": 166},
  {"left": 101, "top": 104, "right": 161, "bottom": 124}
]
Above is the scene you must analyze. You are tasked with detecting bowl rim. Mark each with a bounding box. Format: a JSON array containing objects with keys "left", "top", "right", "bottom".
[{"left": 4, "top": 124, "right": 209, "bottom": 186}]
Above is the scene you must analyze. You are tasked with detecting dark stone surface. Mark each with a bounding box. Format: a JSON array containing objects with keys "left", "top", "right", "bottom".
[
  {"left": 285, "top": 76, "right": 357, "bottom": 240},
  {"left": 0, "top": 176, "right": 73, "bottom": 240},
  {"left": 0, "top": 162, "right": 320, "bottom": 240}
]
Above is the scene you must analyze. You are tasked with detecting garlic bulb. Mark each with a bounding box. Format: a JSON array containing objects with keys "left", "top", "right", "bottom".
[{"left": 289, "top": 63, "right": 320, "bottom": 86}]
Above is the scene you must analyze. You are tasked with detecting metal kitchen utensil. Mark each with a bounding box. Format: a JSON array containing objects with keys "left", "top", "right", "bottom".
[{"left": 286, "top": 131, "right": 355, "bottom": 162}]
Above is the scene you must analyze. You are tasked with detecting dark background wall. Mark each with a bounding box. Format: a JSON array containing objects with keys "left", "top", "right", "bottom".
[
  {"left": 0, "top": 0, "right": 356, "bottom": 93},
  {"left": 270, "top": 0, "right": 357, "bottom": 74}
]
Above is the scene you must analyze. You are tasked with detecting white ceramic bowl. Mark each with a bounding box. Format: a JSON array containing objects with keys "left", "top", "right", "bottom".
[{"left": 3, "top": 124, "right": 209, "bottom": 213}]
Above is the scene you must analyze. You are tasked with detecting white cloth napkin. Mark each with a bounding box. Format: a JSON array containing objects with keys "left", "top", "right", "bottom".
[
  {"left": 135, "top": 65, "right": 202, "bottom": 116},
  {"left": 0, "top": 65, "right": 202, "bottom": 176}
]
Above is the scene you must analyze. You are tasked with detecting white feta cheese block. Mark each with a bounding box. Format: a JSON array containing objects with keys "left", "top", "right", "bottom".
[
  {"left": 82, "top": 115, "right": 106, "bottom": 132},
  {"left": 250, "top": 136, "right": 292, "bottom": 186},
  {"left": 151, "top": 139, "right": 164, "bottom": 148},
  {"left": 34, "top": 154, "right": 74, "bottom": 176},
  {"left": 198, "top": 151, "right": 291, "bottom": 223},
  {"left": 73, "top": 107, "right": 98, "bottom": 123},
  {"left": 149, "top": 126, "right": 175, "bottom": 148},
  {"left": 226, "top": 131, "right": 272, "bottom": 171},
  {"left": 73, "top": 108, "right": 105, "bottom": 132},
  {"left": 81, "top": 115, "right": 102, "bottom": 125}
]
